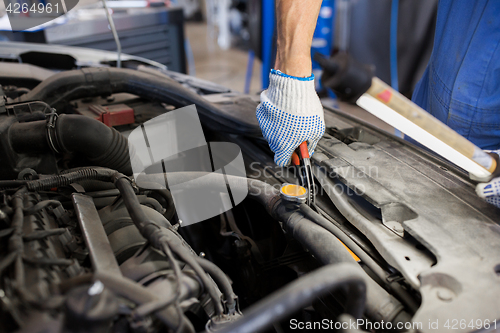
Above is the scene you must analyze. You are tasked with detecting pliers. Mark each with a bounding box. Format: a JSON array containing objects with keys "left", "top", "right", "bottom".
[{"left": 291, "top": 142, "right": 315, "bottom": 206}]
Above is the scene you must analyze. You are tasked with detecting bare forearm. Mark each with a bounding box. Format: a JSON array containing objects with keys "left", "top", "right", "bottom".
[{"left": 275, "top": 0, "right": 323, "bottom": 77}]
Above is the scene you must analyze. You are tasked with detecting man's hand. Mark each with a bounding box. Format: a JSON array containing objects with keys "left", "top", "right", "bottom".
[
  {"left": 257, "top": 0, "right": 324, "bottom": 166},
  {"left": 256, "top": 70, "right": 325, "bottom": 166},
  {"left": 477, "top": 178, "right": 500, "bottom": 208},
  {"left": 476, "top": 150, "right": 500, "bottom": 208}
]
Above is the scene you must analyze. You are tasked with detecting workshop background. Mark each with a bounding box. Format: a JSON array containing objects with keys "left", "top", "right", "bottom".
[{"left": 0, "top": 0, "right": 438, "bottom": 132}]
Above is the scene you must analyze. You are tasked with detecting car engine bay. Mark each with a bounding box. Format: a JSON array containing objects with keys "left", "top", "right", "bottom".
[{"left": 0, "top": 54, "right": 500, "bottom": 333}]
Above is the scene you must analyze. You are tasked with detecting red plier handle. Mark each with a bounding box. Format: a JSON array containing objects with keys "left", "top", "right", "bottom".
[
  {"left": 291, "top": 142, "right": 309, "bottom": 166},
  {"left": 291, "top": 142, "right": 315, "bottom": 205}
]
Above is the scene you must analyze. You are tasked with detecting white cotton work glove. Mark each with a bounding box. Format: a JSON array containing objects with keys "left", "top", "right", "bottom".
[
  {"left": 256, "top": 69, "right": 325, "bottom": 166},
  {"left": 476, "top": 150, "right": 500, "bottom": 208}
]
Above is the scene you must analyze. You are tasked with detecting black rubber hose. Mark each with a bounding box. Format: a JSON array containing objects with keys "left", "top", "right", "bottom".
[
  {"left": 136, "top": 181, "right": 176, "bottom": 221},
  {"left": 215, "top": 263, "right": 366, "bottom": 333},
  {"left": 10, "top": 187, "right": 27, "bottom": 254},
  {"left": 157, "top": 189, "right": 176, "bottom": 221},
  {"left": 0, "top": 252, "right": 18, "bottom": 276},
  {"left": 23, "top": 200, "right": 61, "bottom": 215},
  {"left": 138, "top": 196, "right": 165, "bottom": 215},
  {"left": 8, "top": 120, "right": 48, "bottom": 153},
  {"left": 114, "top": 177, "right": 225, "bottom": 316},
  {"left": 56, "top": 115, "right": 131, "bottom": 175},
  {"left": 10, "top": 187, "right": 28, "bottom": 297},
  {"left": 157, "top": 228, "right": 225, "bottom": 316},
  {"left": 96, "top": 272, "right": 197, "bottom": 333},
  {"left": 114, "top": 177, "right": 162, "bottom": 238},
  {"left": 301, "top": 204, "right": 387, "bottom": 279},
  {"left": 0, "top": 180, "right": 27, "bottom": 189},
  {"left": 195, "top": 256, "right": 237, "bottom": 313},
  {"left": 23, "top": 228, "right": 66, "bottom": 241},
  {"left": 19, "top": 67, "right": 260, "bottom": 136},
  {"left": 282, "top": 209, "right": 407, "bottom": 323},
  {"left": 9, "top": 114, "right": 132, "bottom": 175}
]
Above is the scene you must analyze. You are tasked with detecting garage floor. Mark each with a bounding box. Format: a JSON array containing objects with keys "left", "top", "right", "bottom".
[
  {"left": 185, "top": 22, "right": 394, "bottom": 134},
  {"left": 185, "top": 22, "right": 262, "bottom": 95}
]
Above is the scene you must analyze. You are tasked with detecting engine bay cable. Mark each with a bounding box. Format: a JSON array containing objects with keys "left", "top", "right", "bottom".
[{"left": 214, "top": 263, "right": 367, "bottom": 333}]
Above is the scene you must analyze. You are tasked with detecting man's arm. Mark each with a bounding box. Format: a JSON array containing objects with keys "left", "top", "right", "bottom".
[
  {"left": 275, "top": 0, "right": 323, "bottom": 77},
  {"left": 256, "top": 0, "right": 325, "bottom": 166}
]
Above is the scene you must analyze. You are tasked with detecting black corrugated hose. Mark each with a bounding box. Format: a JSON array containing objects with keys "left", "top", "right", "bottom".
[
  {"left": 9, "top": 114, "right": 132, "bottom": 175},
  {"left": 18, "top": 67, "right": 260, "bottom": 137}
]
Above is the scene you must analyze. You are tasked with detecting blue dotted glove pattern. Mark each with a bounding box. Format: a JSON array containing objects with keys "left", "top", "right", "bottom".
[
  {"left": 476, "top": 149, "right": 500, "bottom": 208},
  {"left": 256, "top": 100, "right": 325, "bottom": 166}
]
